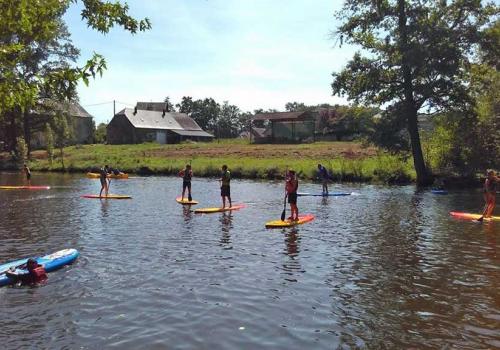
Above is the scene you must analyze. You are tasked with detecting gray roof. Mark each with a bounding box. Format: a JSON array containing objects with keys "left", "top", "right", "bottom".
[
  {"left": 119, "top": 108, "right": 207, "bottom": 132},
  {"left": 252, "top": 111, "right": 314, "bottom": 121},
  {"left": 36, "top": 99, "right": 93, "bottom": 118},
  {"left": 136, "top": 102, "right": 169, "bottom": 112}
]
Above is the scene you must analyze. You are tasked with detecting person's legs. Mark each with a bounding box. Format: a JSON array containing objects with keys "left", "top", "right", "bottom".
[
  {"left": 187, "top": 183, "right": 192, "bottom": 201},
  {"left": 222, "top": 195, "right": 226, "bottom": 208},
  {"left": 485, "top": 194, "right": 495, "bottom": 217}
]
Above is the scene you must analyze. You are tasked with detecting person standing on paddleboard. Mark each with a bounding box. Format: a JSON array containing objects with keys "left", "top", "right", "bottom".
[
  {"left": 179, "top": 164, "right": 193, "bottom": 201},
  {"left": 23, "top": 163, "right": 31, "bottom": 186},
  {"left": 220, "top": 165, "right": 232, "bottom": 208},
  {"left": 317, "top": 164, "right": 329, "bottom": 194},
  {"left": 286, "top": 169, "right": 299, "bottom": 221},
  {"left": 6, "top": 258, "right": 47, "bottom": 285},
  {"left": 99, "top": 165, "right": 110, "bottom": 198},
  {"left": 479, "top": 169, "right": 499, "bottom": 221}
]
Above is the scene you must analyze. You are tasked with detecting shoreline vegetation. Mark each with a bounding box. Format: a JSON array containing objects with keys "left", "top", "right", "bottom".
[{"left": 0, "top": 140, "right": 482, "bottom": 186}]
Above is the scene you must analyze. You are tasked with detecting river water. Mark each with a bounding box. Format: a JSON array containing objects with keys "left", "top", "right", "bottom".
[{"left": 0, "top": 172, "right": 498, "bottom": 349}]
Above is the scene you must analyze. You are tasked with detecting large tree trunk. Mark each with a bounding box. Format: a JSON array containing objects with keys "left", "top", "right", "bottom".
[{"left": 398, "top": 0, "right": 431, "bottom": 186}]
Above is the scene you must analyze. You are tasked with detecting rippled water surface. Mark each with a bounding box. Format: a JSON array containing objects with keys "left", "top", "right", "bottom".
[{"left": 0, "top": 172, "right": 499, "bottom": 349}]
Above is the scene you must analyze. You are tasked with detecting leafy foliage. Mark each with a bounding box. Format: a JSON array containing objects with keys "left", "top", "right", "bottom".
[{"left": 332, "top": 0, "right": 498, "bottom": 184}]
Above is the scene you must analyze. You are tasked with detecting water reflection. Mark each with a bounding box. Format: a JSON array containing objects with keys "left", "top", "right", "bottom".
[
  {"left": 281, "top": 228, "right": 303, "bottom": 282},
  {"left": 219, "top": 212, "right": 233, "bottom": 249}
]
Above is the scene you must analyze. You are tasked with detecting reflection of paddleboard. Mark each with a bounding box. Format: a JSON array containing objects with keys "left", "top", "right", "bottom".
[
  {"left": 176, "top": 197, "right": 199, "bottom": 205},
  {"left": 0, "top": 186, "right": 50, "bottom": 190},
  {"left": 265, "top": 214, "right": 315, "bottom": 228},
  {"left": 82, "top": 194, "right": 132, "bottom": 199},
  {"left": 0, "top": 248, "right": 79, "bottom": 287},
  {"left": 450, "top": 211, "right": 500, "bottom": 221},
  {"left": 431, "top": 189, "right": 448, "bottom": 195},
  {"left": 194, "top": 204, "right": 245, "bottom": 214},
  {"left": 297, "top": 192, "right": 351, "bottom": 197}
]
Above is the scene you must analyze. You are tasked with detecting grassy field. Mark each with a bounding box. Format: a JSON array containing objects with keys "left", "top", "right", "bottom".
[{"left": 2, "top": 140, "right": 416, "bottom": 183}]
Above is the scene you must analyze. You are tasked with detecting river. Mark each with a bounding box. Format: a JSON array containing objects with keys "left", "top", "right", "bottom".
[{"left": 0, "top": 172, "right": 498, "bottom": 349}]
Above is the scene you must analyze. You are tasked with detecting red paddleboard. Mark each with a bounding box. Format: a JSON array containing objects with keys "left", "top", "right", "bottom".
[
  {"left": 450, "top": 211, "right": 500, "bottom": 222},
  {"left": 0, "top": 186, "right": 50, "bottom": 190}
]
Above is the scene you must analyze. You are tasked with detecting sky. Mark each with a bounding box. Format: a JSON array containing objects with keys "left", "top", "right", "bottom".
[{"left": 64, "top": 0, "right": 355, "bottom": 124}]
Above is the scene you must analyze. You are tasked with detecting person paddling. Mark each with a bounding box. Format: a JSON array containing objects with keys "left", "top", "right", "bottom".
[
  {"left": 6, "top": 258, "right": 47, "bottom": 285},
  {"left": 478, "top": 170, "right": 499, "bottom": 221},
  {"left": 317, "top": 163, "right": 329, "bottom": 194},
  {"left": 99, "top": 165, "right": 110, "bottom": 198},
  {"left": 220, "top": 165, "right": 232, "bottom": 208},
  {"left": 23, "top": 163, "right": 31, "bottom": 186},
  {"left": 179, "top": 164, "right": 193, "bottom": 201},
  {"left": 285, "top": 169, "right": 299, "bottom": 221}
]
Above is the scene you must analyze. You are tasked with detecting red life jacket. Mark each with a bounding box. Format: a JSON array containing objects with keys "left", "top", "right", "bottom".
[{"left": 30, "top": 266, "right": 47, "bottom": 283}]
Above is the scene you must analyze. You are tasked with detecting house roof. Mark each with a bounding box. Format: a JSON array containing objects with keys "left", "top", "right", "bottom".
[
  {"left": 251, "top": 111, "right": 314, "bottom": 122},
  {"left": 136, "top": 102, "right": 169, "bottom": 112},
  {"left": 36, "top": 99, "right": 93, "bottom": 118},
  {"left": 117, "top": 108, "right": 209, "bottom": 133}
]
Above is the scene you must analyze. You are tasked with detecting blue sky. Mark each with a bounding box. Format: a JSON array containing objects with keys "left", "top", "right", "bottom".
[{"left": 65, "top": 0, "right": 354, "bottom": 124}]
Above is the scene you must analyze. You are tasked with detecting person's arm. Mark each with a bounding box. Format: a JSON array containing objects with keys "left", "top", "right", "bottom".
[{"left": 5, "top": 269, "right": 29, "bottom": 283}]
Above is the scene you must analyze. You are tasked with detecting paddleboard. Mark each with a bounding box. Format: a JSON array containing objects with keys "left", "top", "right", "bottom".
[
  {"left": 176, "top": 197, "right": 199, "bottom": 205},
  {"left": 0, "top": 186, "right": 50, "bottom": 190},
  {"left": 0, "top": 248, "right": 79, "bottom": 287},
  {"left": 431, "top": 189, "right": 448, "bottom": 195},
  {"left": 86, "top": 172, "right": 129, "bottom": 179},
  {"left": 194, "top": 204, "right": 245, "bottom": 214},
  {"left": 297, "top": 192, "right": 351, "bottom": 197},
  {"left": 82, "top": 194, "right": 132, "bottom": 199},
  {"left": 450, "top": 211, "right": 500, "bottom": 222},
  {"left": 265, "top": 214, "right": 315, "bottom": 228}
]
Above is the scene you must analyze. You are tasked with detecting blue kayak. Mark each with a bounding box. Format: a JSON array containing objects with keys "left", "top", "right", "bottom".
[
  {"left": 431, "top": 189, "right": 448, "bottom": 195},
  {"left": 297, "top": 192, "right": 352, "bottom": 197},
  {"left": 0, "top": 249, "right": 79, "bottom": 287}
]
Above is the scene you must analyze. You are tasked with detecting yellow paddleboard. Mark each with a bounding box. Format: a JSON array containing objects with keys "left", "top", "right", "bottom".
[
  {"left": 0, "top": 185, "right": 50, "bottom": 190},
  {"left": 86, "top": 172, "right": 129, "bottom": 179},
  {"left": 265, "top": 214, "right": 315, "bottom": 228},
  {"left": 194, "top": 204, "right": 245, "bottom": 214},
  {"left": 176, "top": 197, "right": 199, "bottom": 205},
  {"left": 82, "top": 194, "right": 132, "bottom": 199}
]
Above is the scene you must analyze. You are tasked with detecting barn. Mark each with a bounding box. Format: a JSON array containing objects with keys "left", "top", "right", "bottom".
[{"left": 106, "top": 102, "right": 213, "bottom": 144}]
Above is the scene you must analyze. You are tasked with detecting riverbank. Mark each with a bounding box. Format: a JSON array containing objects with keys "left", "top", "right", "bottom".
[{"left": 2, "top": 140, "right": 417, "bottom": 183}]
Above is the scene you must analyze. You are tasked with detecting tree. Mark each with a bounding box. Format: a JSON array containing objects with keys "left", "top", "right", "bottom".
[
  {"left": 0, "top": 0, "right": 150, "bottom": 155},
  {"left": 94, "top": 122, "right": 107, "bottom": 143},
  {"left": 332, "top": 0, "right": 498, "bottom": 185},
  {"left": 163, "top": 96, "right": 176, "bottom": 112},
  {"left": 45, "top": 123, "right": 55, "bottom": 164},
  {"left": 51, "top": 113, "right": 71, "bottom": 169},
  {"left": 218, "top": 102, "right": 241, "bottom": 138}
]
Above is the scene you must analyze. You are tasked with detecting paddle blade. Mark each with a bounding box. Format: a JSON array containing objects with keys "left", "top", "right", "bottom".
[
  {"left": 188, "top": 194, "right": 192, "bottom": 201},
  {"left": 280, "top": 208, "right": 286, "bottom": 221}
]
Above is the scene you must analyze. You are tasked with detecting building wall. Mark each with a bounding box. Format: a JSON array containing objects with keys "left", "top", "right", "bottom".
[{"left": 107, "top": 115, "right": 136, "bottom": 144}]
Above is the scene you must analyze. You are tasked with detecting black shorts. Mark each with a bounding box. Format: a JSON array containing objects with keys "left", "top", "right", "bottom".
[
  {"left": 183, "top": 181, "right": 191, "bottom": 190},
  {"left": 26, "top": 173, "right": 31, "bottom": 180},
  {"left": 100, "top": 178, "right": 107, "bottom": 186},
  {"left": 288, "top": 192, "right": 297, "bottom": 204},
  {"left": 221, "top": 185, "right": 230, "bottom": 197}
]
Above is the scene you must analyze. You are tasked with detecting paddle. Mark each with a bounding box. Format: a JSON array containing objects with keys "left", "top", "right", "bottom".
[{"left": 281, "top": 193, "right": 287, "bottom": 221}]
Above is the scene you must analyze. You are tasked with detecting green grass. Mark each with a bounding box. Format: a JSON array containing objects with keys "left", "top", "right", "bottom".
[{"left": 20, "top": 141, "right": 416, "bottom": 184}]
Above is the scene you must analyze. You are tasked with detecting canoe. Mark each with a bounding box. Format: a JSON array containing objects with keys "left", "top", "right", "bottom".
[
  {"left": 265, "top": 214, "right": 315, "bottom": 228},
  {"left": 0, "top": 248, "right": 79, "bottom": 287},
  {"left": 450, "top": 211, "right": 500, "bottom": 222},
  {"left": 297, "top": 192, "right": 351, "bottom": 197},
  {"left": 86, "top": 172, "right": 129, "bottom": 179},
  {"left": 81, "top": 194, "right": 132, "bottom": 199},
  {"left": 176, "top": 197, "right": 199, "bottom": 205},
  {"left": 194, "top": 204, "right": 245, "bottom": 214},
  {"left": 0, "top": 186, "right": 50, "bottom": 190},
  {"left": 431, "top": 189, "right": 448, "bottom": 194}
]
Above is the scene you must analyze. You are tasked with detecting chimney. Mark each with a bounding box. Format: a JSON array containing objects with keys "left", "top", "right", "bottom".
[
  {"left": 162, "top": 109, "right": 166, "bottom": 117},
  {"left": 133, "top": 106, "right": 137, "bottom": 115}
]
